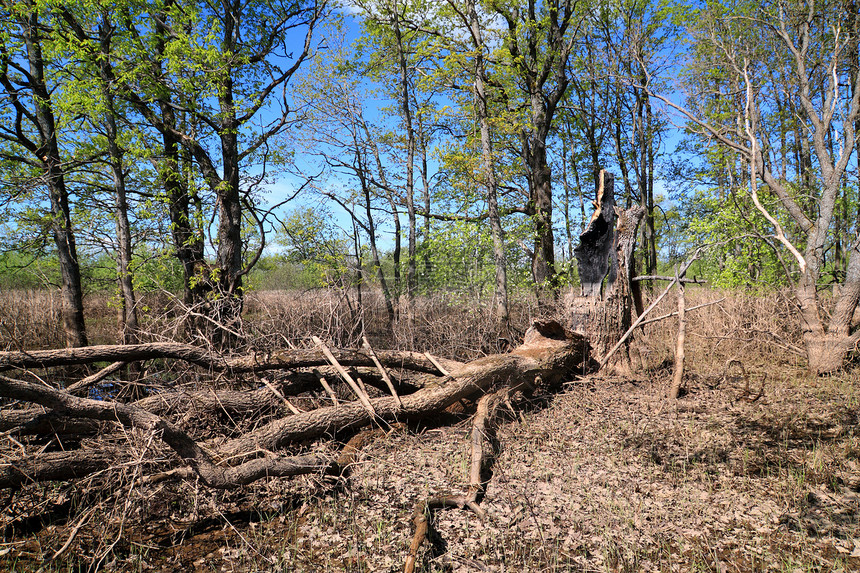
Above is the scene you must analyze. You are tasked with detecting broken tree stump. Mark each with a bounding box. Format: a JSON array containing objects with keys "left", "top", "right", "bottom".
[{"left": 569, "top": 171, "right": 645, "bottom": 375}]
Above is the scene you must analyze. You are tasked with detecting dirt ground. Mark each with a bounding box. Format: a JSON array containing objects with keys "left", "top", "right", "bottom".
[{"left": 2, "top": 364, "right": 858, "bottom": 572}]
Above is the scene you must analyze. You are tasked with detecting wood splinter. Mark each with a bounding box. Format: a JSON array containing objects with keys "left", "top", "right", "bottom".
[
  {"left": 423, "top": 352, "right": 451, "bottom": 377},
  {"left": 260, "top": 378, "right": 303, "bottom": 414},
  {"left": 362, "top": 335, "right": 402, "bottom": 407},
  {"left": 311, "top": 368, "right": 339, "bottom": 406}
]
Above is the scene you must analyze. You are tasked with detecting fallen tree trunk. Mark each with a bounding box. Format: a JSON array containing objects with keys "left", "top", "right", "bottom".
[
  {"left": 1, "top": 370, "right": 421, "bottom": 437},
  {"left": 0, "top": 409, "right": 102, "bottom": 436},
  {"left": 220, "top": 321, "right": 586, "bottom": 457},
  {"left": 0, "top": 321, "right": 588, "bottom": 489},
  {"left": 0, "top": 343, "right": 461, "bottom": 375}
]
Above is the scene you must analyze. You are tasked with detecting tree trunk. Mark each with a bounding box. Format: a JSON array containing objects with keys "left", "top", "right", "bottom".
[
  {"left": 99, "top": 95, "right": 138, "bottom": 344},
  {"left": 19, "top": 8, "right": 88, "bottom": 348},
  {"left": 467, "top": 0, "right": 509, "bottom": 330},
  {"left": 529, "top": 138, "right": 557, "bottom": 304},
  {"left": 391, "top": 9, "right": 417, "bottom": 308},
  {"left": 213, "top": 20, "right": 246, "bottom": 343},
  {"left": 802, "top": 236, "right": 860, "bottom": 374},
  {"left": 493, "top": 0, "right": 575, "bottom": 306},
  {"left": 805, "top": 335, "right": 853, "bottom": 375},
  {"left": 589, "top": 205, "right": 645, "bottom": 375},
  {"left": 153, "top": 15, "right": 208, "bottom": 311},
  {"left": 359, "top": 160, "right": 396, "bottom": 332},
  {"left": 668, "top": 269, "right": 686, "bottom": 399},
  {"left": 571, "top": 171, "right": 645, "bottom": 374}
]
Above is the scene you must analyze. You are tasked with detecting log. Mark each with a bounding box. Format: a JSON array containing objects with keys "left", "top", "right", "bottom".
[
  {"left": 2, "top": 384, "right": 296, "bottom": 436},
  {"left": 1, "top": 370, "right": 422, "bottom": 437},
  {"left": 0, "top": 449, "right": 120, "bottom": 489},
  {"left": 0, "top": 409, "right": 102, "bottom": 436},
  {"left": 0, "top": 343, "right": 462, "bottom": 375},
  {"left": 0, "top": 375, "right": 343, "bottom": 489},
  {"left": 219, "top": 321, "right": 587, "bottom": 458}
]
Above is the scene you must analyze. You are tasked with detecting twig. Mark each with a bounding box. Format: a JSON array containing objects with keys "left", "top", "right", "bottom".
[
  {"left": 423, "top": 352, "right": 451, "bottom": 377},
  {"left": 725, "top": 358, "right": 765, "bottom": 402},
  {"left": 312, "top": 336, "right": 376, "bottom": 417},
  {"left": 260, "top": 378, "right": 303, "bottom": 414},
  {"left": 312, "top": 368, "right": 339, "bottom": 406},
  {"left": 404, "top": 388, "right": 510, "bottom": 571},
  {"left": 637, "top": 298, "right": 725, "bottom": 327},
  {"left": 633, "top": 275, "right": 707, "bottom": 284},
  {"left": 65, "top": 362, "right": 126, "bottom": 395},
  {"left": 362, "top": 335, "right": 402, "bottom": 407}
]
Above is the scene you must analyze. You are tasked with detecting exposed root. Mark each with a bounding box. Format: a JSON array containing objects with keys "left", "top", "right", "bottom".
[{"left": 404, "top": 387, "right": 514, "bottom": 571}]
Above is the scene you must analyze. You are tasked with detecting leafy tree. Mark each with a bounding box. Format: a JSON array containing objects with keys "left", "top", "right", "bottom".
[
  {"left": 277, "top": 206, "right": 352, "bottom": 287},
  {"left": 0, "top": 0, "right": 88, "bottom": 347},
  {"left": 490, "top": 0, "right": 582, "bottom": 303},
  {"left": 59, "top": 0, "right": 327, "bottom": 342},
  {"left": 51, "top": 5, "right": 145, "bottom": 342}
]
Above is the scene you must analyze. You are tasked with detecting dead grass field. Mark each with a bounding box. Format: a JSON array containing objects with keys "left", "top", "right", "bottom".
[{"left": 1, "top": 287, "right": 858, "bottom": 572}]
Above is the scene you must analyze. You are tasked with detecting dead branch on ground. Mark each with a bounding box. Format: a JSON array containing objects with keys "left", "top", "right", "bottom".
[
  {"left": 1, "top": 321, "right": 587, "bottom": 492},
  {"left": 0, "top": 343, "right": 461, "bottom": 375}
]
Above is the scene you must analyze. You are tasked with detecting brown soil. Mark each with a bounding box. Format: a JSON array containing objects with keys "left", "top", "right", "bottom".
[{"left": 3, "top": 365, "right": 858, "bottom": 572}]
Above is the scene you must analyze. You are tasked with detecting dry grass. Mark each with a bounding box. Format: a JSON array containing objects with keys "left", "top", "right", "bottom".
[
  {"left": 0, "top": 290, "right": 134, "bottom": 350},
  {"left": 243, "top": 288, "right": 544, "bottom": 360},
  {"left": 1, "top": 286, "right": 858, "bottom": 572},
  {"left": 632, "top": 286, "right": 807, "bottom": 378},
  {"left": 0, "top": 290, "right": 68, "bottom": 350}
]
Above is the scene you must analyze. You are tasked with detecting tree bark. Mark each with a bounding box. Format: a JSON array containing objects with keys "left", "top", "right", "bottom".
[
  {"left": 668, "top": 268, "right": 686, "bottom": 399},
  {"left": 390, "top": 5, "right": 417, "bottom": 308},
  {"left": 0, "top": 450, "right": 119, "bottom": 490},
  {"left": 588, "top": 205, "right": 645, "bottom": 375},
  {"left": 150, "top": 4, "right": 209, "bottom": 311}
]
